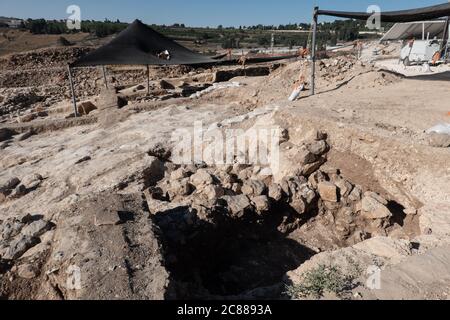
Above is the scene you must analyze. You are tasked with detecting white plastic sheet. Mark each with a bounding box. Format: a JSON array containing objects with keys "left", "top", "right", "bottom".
[
  {"left": 288, "top": 84, "right": 305, "bottom": 101},
  {"left": 426, "top": 123, "right": 450, "bottom": 135}
]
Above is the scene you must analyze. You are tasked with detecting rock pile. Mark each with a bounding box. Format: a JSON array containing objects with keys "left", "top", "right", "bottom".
[
  {"left": 0, "top": 174, "right": 44, "bottom": 203},
  {"left": 259, "top": 55, "right": 371, "bottom": 103},
  {"left": 0, "top": 214, "right": 53, "bottom": 264},
  {"left": 0, "top": 88, "right": 45, "bottom": 117},
  {"left": 136, "top": 128, "right": 407, "bottom": 298},
  {"left": 310, "top": 168, "right": 396, "bottom": 245},
  {"left": 0, "top": 47, "right": 93, "bottom": 71},
  {"left": 318, "top": 56, "right": 358, "bottom": 81},
  {"left": 427, "top": 132, "right": 450, "bottom": 148},
  {"left": 0, "top": 70, "right": 100, "bottom": 120},
  {"left": 143, "top": 133, "right": 397, "bottom": 249}
]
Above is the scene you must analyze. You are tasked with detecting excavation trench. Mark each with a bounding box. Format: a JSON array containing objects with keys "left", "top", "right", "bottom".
[
  {"left": 153, "top": 194, "right": 416, "bottom": 299},
  {"left": 147, "top": 159, "right": 418, "bottom": 299},
  {"left": 152, "top": 204, "right": 317, "bottom": 299}
]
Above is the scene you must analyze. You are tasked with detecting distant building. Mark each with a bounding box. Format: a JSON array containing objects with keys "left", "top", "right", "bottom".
[
  {"left": 7, "top": 19, "right": 23, "bottom": 28},
  {"left": 0, "top": 17, "right": 23, "bottom": 28}
]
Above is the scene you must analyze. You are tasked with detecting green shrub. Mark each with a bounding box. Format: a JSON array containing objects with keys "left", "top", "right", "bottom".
[{"left": 286, "top": 264, "right": 356, "bottom": 299}]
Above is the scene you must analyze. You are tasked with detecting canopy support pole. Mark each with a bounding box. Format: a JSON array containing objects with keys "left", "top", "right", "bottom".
[
  {"left": 441, "top": 17, "right": 450, "bottom": 58},
  {"left": 67, "top": 66, "right": 78, "bottom": 118},
  {"left": 102, "top": 65, "right": 108, "bottom": 89},
  {"left": 310, "top": 7, "right": 318, "bottom": 96},
  {"left": 147, "top": 65, "right": 150, "bottom": 95},
  {"left": 445, "top": 21, "right": 450, "bottom": 61}
]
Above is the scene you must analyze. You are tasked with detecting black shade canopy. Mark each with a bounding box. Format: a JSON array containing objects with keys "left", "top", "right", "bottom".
[
  {"left": 317, "top": 3, "right": 450, "bottom": 23},
  {"left": 71, "top": 19, "right": 217, "bottom": 67}
]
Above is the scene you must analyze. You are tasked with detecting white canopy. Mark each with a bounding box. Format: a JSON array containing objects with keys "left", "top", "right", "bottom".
[{"left": 381, "top": 20, "right": 447, "bottom": 41}]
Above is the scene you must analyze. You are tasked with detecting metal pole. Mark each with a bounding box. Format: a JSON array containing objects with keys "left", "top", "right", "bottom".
[
  {"left": 446, "top": 0, "right": 450, "bottom": 61},
  {"left": 444, "top": 0, "right": 450, "bottom": 63},
  {"left": 271, "top": 33, "right": 275, "bottom": 55},
  {"left": 310, "top": 7, "right": 318, "bottom": 96},
  {"left": 441, "top": 17, "right": 449, "bottom": 52},
  {"left": 445, "top": 22, "right": 450, "bottom": 62},
  {"left": 102, "top": 65, "right": 108, "bottom": 89},
  {"left": 146, "top": 65, "right": 150, "bottom": 95},
  {"left": 67, "top": 65, "right": 78, "bottom": 117}
]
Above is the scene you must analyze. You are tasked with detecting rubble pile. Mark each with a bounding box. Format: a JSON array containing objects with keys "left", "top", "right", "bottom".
[
  {"left": 137, "top": 131, "right": 405, "bottom": 297},
  {"left": 0, "top": 88, "right": 45, "bottom": 117},
  {"left": 0, "top": 213, "right": 55, "bottom": 299},
  {"left": 1, "top": 68, "right": 71, "bottom": 88},
  {"left": 317, "top": 56, "right": 364, "bottom": 82},
  {"left": 315, "top": 56, "right": 403, "bottom": 88},
  {"left": 148, "top": 151, "right": 399, "bottom": 247},
  {"left": 0, "top": 174, "right": 44, "bottom": 203},
  {"left": 0, "top": 47, "right": 93, "bottom": 71},
  {"left": 261, "top": 55, "right": 400, "bottom": 102},
  {"left": 0, "top": 86, "right": 78, "bottom": 122},
  {"left": 0, "top": 214, "right": 53, "bottom": 261}
]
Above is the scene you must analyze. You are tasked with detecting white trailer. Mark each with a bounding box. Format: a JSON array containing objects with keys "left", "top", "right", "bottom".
[
  {"left": 381, "top": 20, "right": 449, "bottom": 66},
  {"left": 400, "top": 39, "right": 441, "bottom": 66}
]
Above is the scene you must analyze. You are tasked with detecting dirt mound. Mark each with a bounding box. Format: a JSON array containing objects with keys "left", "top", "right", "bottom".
[
  {"left": 345, "top": 70, "right": 402, "bottom": 90},
  {"left": 0, "top": 47, "right": 94, "bottom": 71},
  {"left": 256, "top": 56, "right": 399, "bottom": 101},
  {"left": 263, "top": 59, "right": 310, "bottom": 96},
  {"left": 0, "top": 85, "right": 75, "bottom": 121},
  {"left": 0, "top": 88, "right": 45, "bottom": 117},
  {"left": 56, "top": 37, "right": 72, "bottom": 47}
]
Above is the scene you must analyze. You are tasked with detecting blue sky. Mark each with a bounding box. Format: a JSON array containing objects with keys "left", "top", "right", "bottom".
[{"left": 0, "top": 0, "right": 445, "bottom": 27}]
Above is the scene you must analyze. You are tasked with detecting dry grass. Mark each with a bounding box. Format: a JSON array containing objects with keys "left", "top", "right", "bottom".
[{"left": 0, "top": 28, "right": 89, "bottom": 56}]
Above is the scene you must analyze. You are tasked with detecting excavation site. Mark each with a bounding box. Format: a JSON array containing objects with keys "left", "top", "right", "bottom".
[{"left": 1, "top": 1, "right": 450, "bottom": 302}]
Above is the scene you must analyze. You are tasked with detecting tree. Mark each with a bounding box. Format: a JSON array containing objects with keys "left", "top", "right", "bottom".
[
  {"left": 257, "top": 35, "right": 270, "bottom": 46},
  {"left": 221, "top": 37, "right": 239, "bottom": 49},
  {"left": 201, "top": 33, "right": 211, "bottom": 40},
  {"left": 29, "top": 19, "right": 47, "bottom": 34},
  {"left": 94, "top": 23, "right": 108, "bottom": 38}
]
